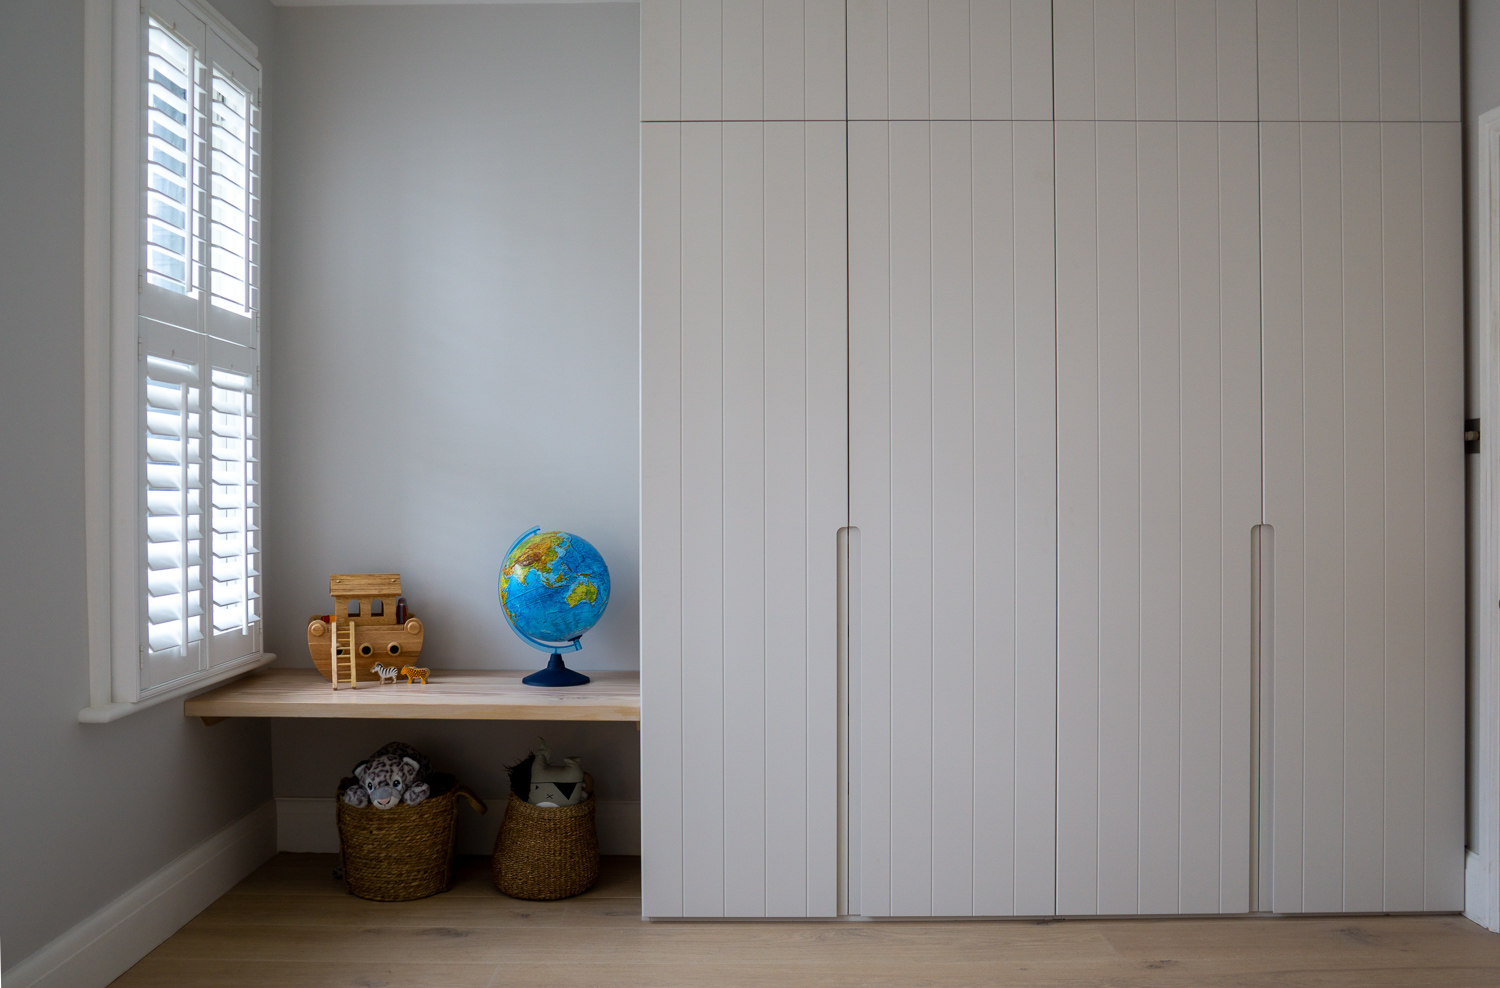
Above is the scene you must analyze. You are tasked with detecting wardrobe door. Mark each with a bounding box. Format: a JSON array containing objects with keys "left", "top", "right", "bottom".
[
  {"left": 1054, "top": 121, "right": 1261, "bottom": 916},
  {"left": 848, "top": 119, "right": 1057, "bottom": 917},
  {"left": 1259, "top": 120, "right": 1464, "bottom": 914},
  {"left": 640, "top": 121, "right": 848, "bottom": 918}
]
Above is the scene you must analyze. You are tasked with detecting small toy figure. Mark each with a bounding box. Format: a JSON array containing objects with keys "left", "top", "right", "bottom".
[
  {"left": 343, "top": 742, "right": 432, "bottom": 809},
  {"left": 370, "top": 662, "right": 400, "bottom": 685},
  {"left": 400, "top": 665, "right": 429, "bottom": 685},
  {"left": 508, "top": 738, "right": 590, "bottom": 808}
]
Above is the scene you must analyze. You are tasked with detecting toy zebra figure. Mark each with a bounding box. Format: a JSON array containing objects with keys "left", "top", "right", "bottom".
[{"left": 370, "top": 662, "right": 401, "bottom": 685}]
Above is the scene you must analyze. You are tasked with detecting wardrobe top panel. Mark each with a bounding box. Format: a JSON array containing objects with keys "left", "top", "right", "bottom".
[
  {"left": 1048, "top": 0, "right": 1457, "bottom": 122},
  {"left": 848, "top": 0, "right": 1054, "bottom": 120},
  {"left": 1256, "top": 0, "right": 1458, "bottom": 122},
  {"left": 642, "top": 0, "right": 847, "bottom": 121},
  {"left": 642, "top": 0, "right": 1458, "bottom": 124}
]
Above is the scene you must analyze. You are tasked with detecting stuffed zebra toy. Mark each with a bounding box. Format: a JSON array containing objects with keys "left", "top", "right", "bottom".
[{"left": 342, "top": 742, "right": 432, "bottom": 809}]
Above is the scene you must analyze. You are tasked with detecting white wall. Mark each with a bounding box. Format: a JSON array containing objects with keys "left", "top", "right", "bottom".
[
  {"left": 0, "top": 0, "right": 276, "bottom": 974},
  {"left": 265, "top": 3, "right": 641, "bottom": 803}
]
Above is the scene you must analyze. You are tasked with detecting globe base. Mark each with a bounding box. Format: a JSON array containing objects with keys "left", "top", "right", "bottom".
[{"left": 522, "top": 653, "right": 592, "bottom": 688}]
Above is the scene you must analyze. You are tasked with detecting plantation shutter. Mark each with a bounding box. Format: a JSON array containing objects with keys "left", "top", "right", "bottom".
[{"left": 134, "top": 0, "right": 262, "bottom": 696}]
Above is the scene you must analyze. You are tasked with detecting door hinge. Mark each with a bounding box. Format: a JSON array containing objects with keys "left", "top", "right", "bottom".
[
  {"left": 1466, "top": 418, "right": 1481, "bottom": 454},
  {"left": 137, "top": 337, "right": 144, "bottom": 360},
  {"left": 138, "top": 270, "right": 144, "bottom": 294}
]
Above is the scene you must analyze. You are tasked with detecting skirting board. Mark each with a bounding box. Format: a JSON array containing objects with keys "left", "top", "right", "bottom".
[
  {"left": 2, "top": 800, "right": 277, "bottom": 988},
  {"left": 276, "top": 796, "right": 641, "bottom": 856},
  {"left": 1467, "top": 849, "right": 1499, "bottom": 933}
]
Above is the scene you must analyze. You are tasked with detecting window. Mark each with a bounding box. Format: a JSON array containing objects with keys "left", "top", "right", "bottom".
[{"left": 97, "top": 0, "right": 265, "bottom": 709}]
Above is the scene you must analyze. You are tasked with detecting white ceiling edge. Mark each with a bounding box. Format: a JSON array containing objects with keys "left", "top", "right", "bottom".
[{"left": 272, "top": 0, "right": 638, "bottom": 6}]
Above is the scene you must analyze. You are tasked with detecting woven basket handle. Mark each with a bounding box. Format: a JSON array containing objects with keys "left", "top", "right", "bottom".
[{"left": 456, "top": 785, "right": 487, "bottom": 816}]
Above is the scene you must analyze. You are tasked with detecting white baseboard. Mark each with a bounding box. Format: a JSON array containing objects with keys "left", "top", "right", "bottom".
[
  {"left": 3, "top": 800, "right": 277, "bottom": 988},
  {"left": 277, "top": 795, "right": 640, "bottom": 857},
  {"left": 1467, "top": 849, "right": 1499, "bottom": 933}
]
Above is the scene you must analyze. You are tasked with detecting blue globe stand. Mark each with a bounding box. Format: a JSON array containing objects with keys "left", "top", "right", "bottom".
[{"left": 523, "top": 652, "right": 591, "bottom": 688}]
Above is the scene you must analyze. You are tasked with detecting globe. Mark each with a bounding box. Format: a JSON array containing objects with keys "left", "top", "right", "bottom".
[{"left": 499, "top": 528, "right": 610, "bottom": 687}]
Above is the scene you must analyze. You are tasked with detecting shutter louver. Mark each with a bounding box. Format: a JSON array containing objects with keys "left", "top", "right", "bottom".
[
  {"left": 145, "top": 19, "right": 202, "bottom": 298},
  {"left": 208, "top": 71, "right": 254, "bottom": 316},
  {"left": 144, "top": 354, "right": 205, "bottom": 659},
  {"left": 209, "top": 368, "right": 259, "bottom": 639}
]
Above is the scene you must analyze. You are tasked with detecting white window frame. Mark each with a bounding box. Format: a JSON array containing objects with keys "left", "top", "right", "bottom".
[{"left": 81, "top": 0, "right": 273, "bottom": 723}]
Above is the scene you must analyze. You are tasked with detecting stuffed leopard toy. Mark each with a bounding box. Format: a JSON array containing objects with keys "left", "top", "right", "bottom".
[{"left": 342, "top": 741, "right": 432, "bottom": 810}]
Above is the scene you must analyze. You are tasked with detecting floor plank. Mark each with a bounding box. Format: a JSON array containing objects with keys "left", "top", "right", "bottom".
[{"left": 111, "top": 855, "right": 1500, "bottom": 987}]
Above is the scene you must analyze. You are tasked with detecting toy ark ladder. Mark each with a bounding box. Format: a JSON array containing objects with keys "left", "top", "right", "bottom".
[{"left": 330, "top": 619, "right": 357, "bottom": 689}]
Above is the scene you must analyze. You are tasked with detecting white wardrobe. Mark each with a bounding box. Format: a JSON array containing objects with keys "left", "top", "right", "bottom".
[{"left": 640, "top": 0, "right": 1464, "bottom": 919}]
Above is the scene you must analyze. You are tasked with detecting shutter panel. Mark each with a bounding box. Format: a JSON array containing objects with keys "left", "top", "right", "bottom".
[
  {"left": 144, "top": 21, "right": 196, "bottom": 296},
  {"left": 205, "top": 35, "right": 259, "bottom": 347},
  {"left": 141, "top": 322, "right": 206, "bottom": 690},
  {"left": 140, "top": 3, "right": 207, "bottom": 333},
  {"left": 207, "top": 340, "right": 260, "bottom": 664}
]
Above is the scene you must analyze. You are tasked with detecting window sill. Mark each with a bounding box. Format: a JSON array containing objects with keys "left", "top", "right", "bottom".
[{"left": 78, "top": 651, "right": 277, "bottom": 723}]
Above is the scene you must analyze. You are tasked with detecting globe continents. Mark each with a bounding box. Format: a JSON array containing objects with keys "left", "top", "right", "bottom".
[{"left": 499, "top": 529, "right": 611, "bottom": 648}]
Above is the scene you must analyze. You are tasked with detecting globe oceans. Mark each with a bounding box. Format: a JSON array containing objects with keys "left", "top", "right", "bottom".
[{"left": 499, "top": 530, "right": 612, "bottom": 647}]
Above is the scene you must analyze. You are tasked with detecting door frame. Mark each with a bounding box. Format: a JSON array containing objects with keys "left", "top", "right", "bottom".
[{"left": 1468, "top": 106, "right": 1500, "bottom": 934}]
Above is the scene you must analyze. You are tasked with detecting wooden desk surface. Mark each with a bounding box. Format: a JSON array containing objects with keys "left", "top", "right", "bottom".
[{"left": 183, "top": 667, "right": 640, "bottom": 722}]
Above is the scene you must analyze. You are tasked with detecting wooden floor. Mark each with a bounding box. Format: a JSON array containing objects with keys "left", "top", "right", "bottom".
[{"left": 113, "top": 854, "right": 1500, "bottom": 987}]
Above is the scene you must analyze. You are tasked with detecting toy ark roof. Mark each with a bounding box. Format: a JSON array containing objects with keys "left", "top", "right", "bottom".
[{"left": 330, "top": 573, "right": 401, "bottom": 598}]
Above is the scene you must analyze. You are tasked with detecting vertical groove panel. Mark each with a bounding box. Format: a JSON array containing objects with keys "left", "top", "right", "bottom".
[
  {"left": 1340, "top": 121, "right": 1386, "bottom": 911},
  {"left": 972, "top": 120, "right": 1020, "bottom": 914},
  {"left": 641, "top": 0, "right": 683, "bottom": 121},
  {"left": 1137, "top": 120, "right": 1184, "bottom": 915},
  {"left": 641, "top": 122, "right": 684, "bottom": 917},
  {"left": 1259, "top": 120, "right": 1307, "bottom": 914},
  {"left": 1094, "top": 120, "right": 1142, "bottom": 916},
  {"left": 1057, "top": 121, "right": 1257, "bottom": 915},
  {"left": 646, "top": 120, "right": 845, "bottom": 918},
  {"left": 721, "top": 0, "right": 766, "bottom": 120},
  {"left": 802, "top": 121, "right": 847, "bottom": 917},
  {"left": 1420, "top": 121, "right": 1463, "bottom": 910},
  {"left": 762, "top": 122, "right": 806, "bottom": 916},
  {"left": 720, "top": 122, "right": 767, "bottom": 916},
  {"left": 1054, "top": 120, "right": 1101, "bottom": 915},
  {"left": 849, "top": 119, "right": 894, "bottom": 916},
  {"left": 852, "top": 119, "right": 1056, "bottom": 917},
  {"left": 678, "top": 123, "right": 726, "bottom": 916},
  {"left": 928, "top": 121, "right": 976, "bottom": 914},
  {"left": 1380, "top": 120, "right": 1425, "bottom": 911},
  {"left": 1176, "top": 122, "right": 1227, "bottom": 915},
  {"left": 1012, "top": 120, "right": 1060, "bottom": 917},
  {"left": 681, "top": 1, "right": 725, "bottom": 120},
  {"left": 1262, "top": 118, "right": 1463, "bottom": 913},
  {"left": 1217, "top": 122, "right": 1261, "bottom": 914},
  {"left": 886, "top": 120, "right": 935, "bottom": 916}
]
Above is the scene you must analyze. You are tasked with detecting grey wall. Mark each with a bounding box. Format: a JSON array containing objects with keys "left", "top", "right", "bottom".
[
  {"left": 0, "top": 0, "right": 275, "bottom": 973},
  {"left": 266, "top": 3, "right": 641, "bottom": 801}
]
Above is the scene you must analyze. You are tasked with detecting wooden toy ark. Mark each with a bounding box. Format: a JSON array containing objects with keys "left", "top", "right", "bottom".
[{"left": 307, "top": 574, "right": 425, "bottom": 688}]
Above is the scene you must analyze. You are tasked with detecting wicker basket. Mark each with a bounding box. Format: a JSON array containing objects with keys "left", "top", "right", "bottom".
[
  {"left": 336, "top": 773, "right": 487, "bottom": 901},
  {"left": 492, "top": 792, "right": 600, "bottom": 900}
]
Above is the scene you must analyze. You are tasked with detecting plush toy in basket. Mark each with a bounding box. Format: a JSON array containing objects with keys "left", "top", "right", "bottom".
[
  {"left": 493, "top": 738, "right": 600, "bottom": 900},
  {"left": 336, "top": 742, "right": 486, "bottom": 902}
]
